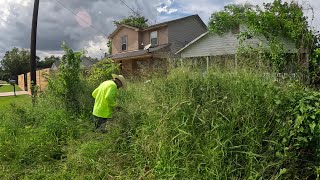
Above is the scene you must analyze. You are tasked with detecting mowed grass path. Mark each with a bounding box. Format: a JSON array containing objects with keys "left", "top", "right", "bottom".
[
  {"left": 0, "top": 85, "right": 30, "bottom": 111},
  {"left": 0, "top": 95, "right": 31, "bottom": 110},
  {"left": 0, "top": 85, "right": 21, "bottom": 93}
]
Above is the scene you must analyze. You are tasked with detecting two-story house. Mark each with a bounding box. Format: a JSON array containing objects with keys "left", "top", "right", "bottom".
[{"left": 108, "top": 15, "right": 207, "bottom": 74}]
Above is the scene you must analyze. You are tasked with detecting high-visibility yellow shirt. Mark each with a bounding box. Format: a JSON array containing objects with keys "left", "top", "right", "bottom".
[{"left": 92, "top": 80, "right": 118, "bottom": 118}]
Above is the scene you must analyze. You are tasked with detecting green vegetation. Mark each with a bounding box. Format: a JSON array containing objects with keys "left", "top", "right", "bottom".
[
  {"left": 0, "top": 85, "right": 21, "bottom": 93},
  {"left": 208, "top": 0, "right": 320, "bottom": 83},
  {"left": 1, "top": 48, "right": 34, "bottom": 78},
  {"left": 0, "top": 95, "right": 30, "bottom": 110},
  {"left": 113, "top": 15, "right": 149, "bottom": 29},
  {"left": 107, "top": 39, "right": 112, "bottom": 54},
  {"left": 37, "top": 55, "right": 60, "bottom": 69},
  {"left": 209, "top": 1, "right": 318, "bottom": 48}
]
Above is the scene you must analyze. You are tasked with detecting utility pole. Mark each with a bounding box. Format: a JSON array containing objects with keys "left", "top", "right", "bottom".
[{"left": 30, "top": 0, "right": 39, "bottom": 96}]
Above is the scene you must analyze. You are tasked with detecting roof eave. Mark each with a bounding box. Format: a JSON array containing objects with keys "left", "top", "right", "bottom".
[
  {"left": 112, "top": 54, "right": 153, "bottom": 61},
  {"left": 142, "top": 24, "right": 168, "bottom": 31},
  {"left": 175, "top": 32, "right": 209, "bottom": 54},
  {"left": 108, "top": 25, "right": 140, "bottom": 39}
]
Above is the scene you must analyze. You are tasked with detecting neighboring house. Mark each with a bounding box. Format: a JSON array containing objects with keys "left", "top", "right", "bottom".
[
  {"left": 176, "top": 25, "right": 308, "bottom": 72},
  {"left": 108, "top": 14, "right": 207, "bottom": 74},
  {"left": 51, "top": 57, "right": 98, "bottom": 71}
]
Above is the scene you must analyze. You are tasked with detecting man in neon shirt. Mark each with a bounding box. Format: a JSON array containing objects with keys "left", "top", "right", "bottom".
[{"left": 92, "top": 74, "right": 126, "bottom": 132}]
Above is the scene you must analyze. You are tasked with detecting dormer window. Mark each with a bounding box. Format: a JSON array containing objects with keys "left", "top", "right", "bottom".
[
  {"left": 121, "top": 36, "right": 127, "bottom": 51},
  {"left": 150, "top": 31, "right": 158, "bottom": 46}
]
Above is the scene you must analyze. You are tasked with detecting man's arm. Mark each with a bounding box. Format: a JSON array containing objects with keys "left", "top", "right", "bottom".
[{"left": 92, "top": 87, "right": 98, "bottom": 99}]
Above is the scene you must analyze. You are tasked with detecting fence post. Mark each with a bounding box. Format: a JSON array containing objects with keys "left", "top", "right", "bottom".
[
  {"left": 235, "top": 54, "right": 238, "bottom": 69},
  {"left": 206, "top": 56, "right": 209, "bottom": 72}
]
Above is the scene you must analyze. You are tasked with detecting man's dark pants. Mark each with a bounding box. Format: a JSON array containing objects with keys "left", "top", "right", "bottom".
[{"left": 93, "top": 116, "right": 110, "bottom": 130}]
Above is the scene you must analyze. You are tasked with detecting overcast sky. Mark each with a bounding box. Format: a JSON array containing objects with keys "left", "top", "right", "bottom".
[{"left": 0, "top": 0, "right": 319, "bottom": 59}]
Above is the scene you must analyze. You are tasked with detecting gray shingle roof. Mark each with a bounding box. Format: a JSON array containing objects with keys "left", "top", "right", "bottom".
[
  {"left": 110, "top": 44, "right": 169, "bottom": 60},
  {"left": 143, "top": 14, "right": 207, "bottom": 31}
]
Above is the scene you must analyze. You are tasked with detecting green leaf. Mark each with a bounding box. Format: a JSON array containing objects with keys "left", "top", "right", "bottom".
[
  {"left": 309, "top": 121, "right": 316, "bottom": 134},
  {"left": 297, "top": 136, "right": 308, "bottom": 143},
  {"left": 279, "top": 168, "right": 287, "bottom": 175},
  {"left": 275, "top": 99, "right": 282, "bottom": 105},
  {"left": 294, "top": 116, "right": 304, "bottom": 128}
]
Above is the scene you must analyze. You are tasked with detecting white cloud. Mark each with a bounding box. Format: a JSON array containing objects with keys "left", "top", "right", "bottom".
[
  {"left": 83, "top": 36, "right": 108, "bottom": 59},
  {"left": 0, "top": 0, "right": 31, "bottom": 26},
  {"left": 157, "top": 5, "right": 178, "bottom": 14},
  {"left": 158, "top": 0, "right": 232, "bottom": 24},
  {"left": 157, "top": 0, "right": 178, "bottom": 14},
  {"left": 37, "top": 50, "right": 64, "bottom": 59}
]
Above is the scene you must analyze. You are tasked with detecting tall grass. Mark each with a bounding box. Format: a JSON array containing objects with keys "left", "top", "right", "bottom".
[
  {"left": 1, "top": 65, "right": 319, "bottom": 179},
  {"left": 114, "top": 67, "right": 311, "bottom": 179}
]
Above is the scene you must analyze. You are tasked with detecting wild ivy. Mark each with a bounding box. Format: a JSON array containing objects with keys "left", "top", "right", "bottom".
[
  {"left": 310, "top": 48, "right": 320, "bottom": 86},
  {"left": 275, "top": 91, "right": 320, "bottom": 162},
  {"left": 209, "top": 0, "right": 319, "bottom": 75}
]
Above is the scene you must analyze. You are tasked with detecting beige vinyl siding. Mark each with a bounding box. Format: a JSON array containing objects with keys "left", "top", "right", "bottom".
[
  {"left": 111, "top": 27, "right": 139, "bottom": 54},
  {"left": 142, "top": 26, "right": 169, "bottom": 47}
]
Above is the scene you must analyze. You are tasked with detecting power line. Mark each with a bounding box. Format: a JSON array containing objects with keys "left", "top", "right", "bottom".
[
  {"left": 55, "top": 0, "right": 109, "bottom": 37},
  {"left": 119, "top": 0, "right": 140, "bottom": 16}
]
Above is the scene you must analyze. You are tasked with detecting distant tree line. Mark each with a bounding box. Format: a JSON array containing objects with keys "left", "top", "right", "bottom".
[{"left": 0, "top": 47, "right": 98, "bottom": 81}]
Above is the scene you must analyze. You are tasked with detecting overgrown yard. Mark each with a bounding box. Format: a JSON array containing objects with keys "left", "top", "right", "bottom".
[
  {"left": 1, "top": 46, "right": 320, "bottom": 179},
  {"left": 1, "top": 65, "right": 320, "bottom": 179}
]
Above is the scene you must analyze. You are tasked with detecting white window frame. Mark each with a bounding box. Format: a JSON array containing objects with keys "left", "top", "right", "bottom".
[
  {"left": 150, "top": 31, "right": 158, "bottom": 46},
  {"left": 121, "top": 36, "right": 127, "bottom": 51}
]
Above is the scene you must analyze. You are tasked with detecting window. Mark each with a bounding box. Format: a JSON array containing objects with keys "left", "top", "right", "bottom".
[
  {"left": 121, "top": 36, "right": 127, "bottom": 51},
  {"left": 150, "top": 31, "right": 158, "bottom": 46}
]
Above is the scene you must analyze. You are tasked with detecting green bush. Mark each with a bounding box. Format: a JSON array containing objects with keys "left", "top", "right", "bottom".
[
  {"left": 88, "top": 58, "right": 119, "bottom": 87},
  {"left": 47, "top": 43, "right": 84, "bottom": 114}
]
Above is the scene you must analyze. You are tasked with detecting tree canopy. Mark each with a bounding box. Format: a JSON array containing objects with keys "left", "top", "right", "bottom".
[
  {"left": 113, "top": 15, "right": 149, "bottom": 29},
  {"left": 37, "top": 55, "right": 60, "bottom": 69},
  {"left": 0, "top": 47, "right": 63, "bottom": 78},
  {"left": 0, "top": 48, "right": 32, "bottom": 78}
]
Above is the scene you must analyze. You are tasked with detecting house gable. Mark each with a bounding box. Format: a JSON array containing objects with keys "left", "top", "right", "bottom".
[
  {"left": 167, "top": 15, "right": 208, "bottom": 55},
  {"left": 111, "top": 26, "right": 140, "bottom": 54},
  {"left": 108, "top": 24, "right": 139, "bottom": 39}
]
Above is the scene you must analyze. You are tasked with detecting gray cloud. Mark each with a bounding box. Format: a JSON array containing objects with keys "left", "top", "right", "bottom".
[
  {"left": 0, "top": 0, "right": 160, "bottom": 58},
  {"left": 0, "top": 0, "right": 319, "bottom": 60}
]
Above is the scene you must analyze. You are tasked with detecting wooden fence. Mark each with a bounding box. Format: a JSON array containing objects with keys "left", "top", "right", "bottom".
[{"left": 18, "top": 68, "right": 50, "bottom": 95}]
